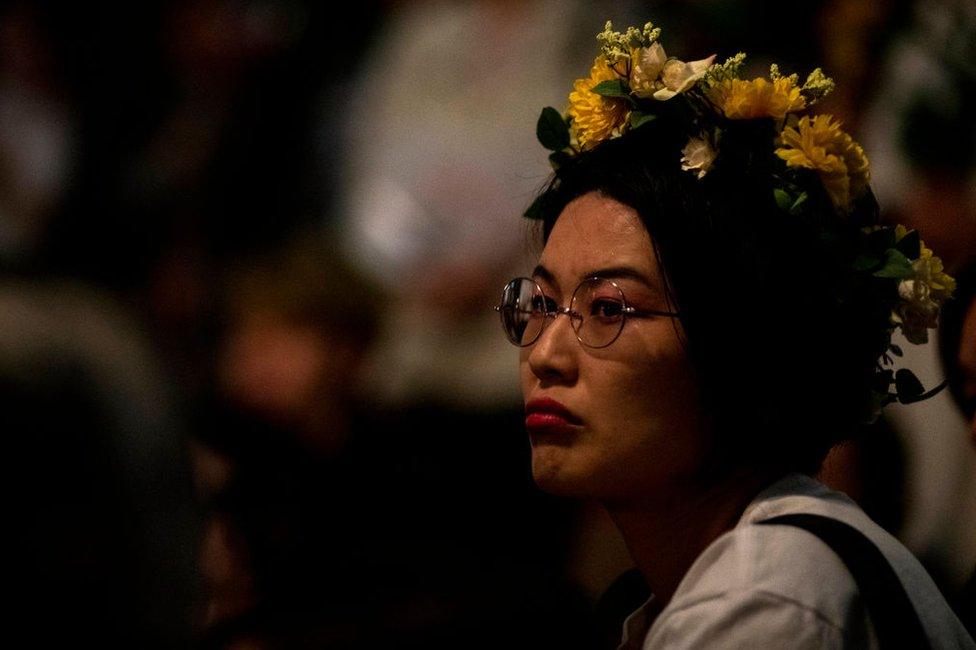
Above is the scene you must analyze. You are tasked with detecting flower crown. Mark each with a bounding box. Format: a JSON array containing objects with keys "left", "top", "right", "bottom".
[{"left": 528, "top": 21, "right": 956, "bottom": 415}]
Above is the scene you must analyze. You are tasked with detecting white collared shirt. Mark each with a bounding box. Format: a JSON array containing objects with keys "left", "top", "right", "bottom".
[{"left": 618, "top": 474, "right": 975, "bottom": 649}]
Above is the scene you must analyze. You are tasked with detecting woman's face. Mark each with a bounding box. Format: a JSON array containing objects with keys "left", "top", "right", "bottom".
[{"left": 520, "top": 191, "right": 711, "bottom": 502}]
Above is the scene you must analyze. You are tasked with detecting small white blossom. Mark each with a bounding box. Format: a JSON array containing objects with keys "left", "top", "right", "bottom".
[
  {"left": 680, "top": 135, "right": 716, "bottom": 179},
  {"left": 630, "top": 42, "right": 667, "bottom": 98},
  {"left": 653, "top": 54, "right": 716, "bottom": 100},
  {"left": 891, "top": 278, "right": 940, "bottom": 344}
]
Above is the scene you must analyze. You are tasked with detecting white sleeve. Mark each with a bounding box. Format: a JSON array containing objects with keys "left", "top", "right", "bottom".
[{"left": 643, "top": 589, "right": 863, "bottom": 649}]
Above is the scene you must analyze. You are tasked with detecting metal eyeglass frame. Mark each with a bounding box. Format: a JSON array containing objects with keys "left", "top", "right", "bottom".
[{"left": 494, "top": 276, "right": 681, "bottom": 349}]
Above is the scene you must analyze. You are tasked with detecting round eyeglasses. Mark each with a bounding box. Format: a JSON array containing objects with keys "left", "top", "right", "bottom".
[{"left": 494, "top": 276, "right": 680, "bottom": 349}]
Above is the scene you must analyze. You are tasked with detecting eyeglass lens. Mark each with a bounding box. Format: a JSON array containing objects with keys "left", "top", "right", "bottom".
[
  {"left": 497, "top": 277, "right": 627, "bottom": 348},
  {"left": 499, "top": 277, "right": 546, "bottom": 346}
]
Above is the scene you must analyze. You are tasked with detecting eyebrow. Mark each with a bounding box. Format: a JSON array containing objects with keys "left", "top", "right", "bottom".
[{"left": 532, "top": 263, "right": 657, "bottom": 288}]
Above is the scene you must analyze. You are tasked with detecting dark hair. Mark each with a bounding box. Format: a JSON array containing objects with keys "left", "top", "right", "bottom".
[{"left": 531, "top": 117, "right": 888, "bottom": 475}]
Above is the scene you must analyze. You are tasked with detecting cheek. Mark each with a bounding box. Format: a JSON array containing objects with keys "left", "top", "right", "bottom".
[
  {"left": 527, "top": 325, "right": 710, "bottom": 499},
  {"left": 596, "top": 320, "right": 697, "bottom": 420},
  {"left": 617, "top": 323, "right": 711, "bottom": 484},
  {"left": 518, "top": 350, "right": 532, "bottom": 396},
  {"left": 587, "top": 345, "right": 706, "bottom": 475}
]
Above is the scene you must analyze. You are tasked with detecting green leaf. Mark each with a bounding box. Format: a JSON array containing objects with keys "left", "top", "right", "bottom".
[
  {"left": 774, "top": 189, "right": 793, "bottom": 211},
  {"left": 872, "top": 249, "right": 914, "bottom": 279},
  {"left": 523, "top": 192, "right": 547, "bottom": 220},
  {"left": 897, "top": 377, "right": 949, "bottom": 404},
  {"left": 630, "top": 112, "right": 657, "bottom": 129},
  {"left": 789, "top": 192, "right": 808, "bottom": 215},
  {"left": 894, "top": 229, "right": 921, "bottom": 259},
  {"left": 548, "top": 151, "right": 572, "bottom": 171},
  {"left": 895, "top": 368, "right": 924, "bottom": 403},
  {"left": 536, "top": 107, "right": 570, "bottom": 151},
  {"left": 853, "top": 254, "right": 880, "bottom": 272},
  {"left": 591, "top": 79, "right": 631, "bottom": 98},
  {"left": 872, "top": 368, "right": 895, "bottom": 393}
]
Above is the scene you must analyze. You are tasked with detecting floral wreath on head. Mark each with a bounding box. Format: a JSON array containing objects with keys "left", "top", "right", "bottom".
[{"left": 527, "top": 20, "right": 956, "bottom": 418}]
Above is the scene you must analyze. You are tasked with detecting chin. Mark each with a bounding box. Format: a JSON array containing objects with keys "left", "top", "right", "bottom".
[{"left": 530, "top": 443, "right": 603, "bottom": 497}]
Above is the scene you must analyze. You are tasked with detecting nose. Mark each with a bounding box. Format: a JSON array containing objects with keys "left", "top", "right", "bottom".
[{"left": 526, "top": 310, "right": 579, "bottom": 384}]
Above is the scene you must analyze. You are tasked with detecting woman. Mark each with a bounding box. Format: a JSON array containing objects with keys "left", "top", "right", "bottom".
[{"left": 497, "top": 21, "right": 975, "bottom": 648}]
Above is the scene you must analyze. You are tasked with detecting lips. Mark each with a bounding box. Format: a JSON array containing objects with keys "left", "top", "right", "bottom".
[{"left": 524, "top": 397, "right": 581, "bottom": 433}]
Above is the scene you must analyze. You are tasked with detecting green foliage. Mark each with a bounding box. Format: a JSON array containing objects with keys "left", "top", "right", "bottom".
[
  {"left": 591, "top": 79, "right": 631, "bottom": 98},
  {"left": 853, "top": 254, "right": 881, "bottom": 272},
  {"left": 789, "top": 192, "right": 808, "bottom": 215},
  {"left": 773, "top": 189, "right": 808, "bottom": 215},
  {"left": 630, "top": 112, "right": 657, "bottom": 129},
  {"left": 873, "top": 368, "right": 895, "bottom": 393},
  {"left": 548, "top": 151, "right": 572, "bottom": 171},
  {"left": 536, "top": 107, "right": 570, "bottom": 152},
  {"left": 895, "top": 368, "right": 925, "bottom": 403},
  {"left": 872, "top": 249, "right": 914, "bottom": 279},
  {"left": 774, "top": 188, "right": 792, "bottom": 211}
]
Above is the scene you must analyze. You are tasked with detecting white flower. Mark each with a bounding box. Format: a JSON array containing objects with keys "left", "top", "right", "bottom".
[
  {"left": 891, "top": 278, "right": 940, "bottom": 344},
  {"left": 630, "top": 42, "right": 667, "bottom": 98},
  {"left": 680, "top": 135, "right": 716, "bottom": 179},
  {"left": 889, "top": 249, "right": 955, "bottom": 345},
  {"left": 652, "top": 54, "right": 716, "bottom": 100}
]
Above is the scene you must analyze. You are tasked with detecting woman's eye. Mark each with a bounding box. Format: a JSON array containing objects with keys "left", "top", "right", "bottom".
[
  {"left": 591, "top": 298, "right": 624, "bottom": 319},
  {"left": 529, "top": 295, "right": 559, "bottom": 314}
]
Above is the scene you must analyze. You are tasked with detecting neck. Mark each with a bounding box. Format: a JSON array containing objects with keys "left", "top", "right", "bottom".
[{"left": 604, "top": 467, "right": 780, "bottom": 606}]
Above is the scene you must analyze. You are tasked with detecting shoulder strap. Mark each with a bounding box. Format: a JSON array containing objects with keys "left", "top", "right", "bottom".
[{"left": 757, "top": 513, "right": 930, "bottom": 649}]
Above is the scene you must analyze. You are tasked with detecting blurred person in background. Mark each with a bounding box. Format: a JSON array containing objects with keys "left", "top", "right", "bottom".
[
  {"left": 192, "top": 236, "right": 383, "bottom": 646},
  {"left": 3, "top": 0, "right": 380, "bottom": 646},
  {"left": 194, "top": 234, "right": 596, "bottom": 647},
  {"left": 939, "top": 261, "right": 976, "bottom": 634},
  {"left": 1, "top": 3, "right": 199, "bottom": 646},
  {"left": 1, "top": 284, "right": 200, "bottom": 648}
]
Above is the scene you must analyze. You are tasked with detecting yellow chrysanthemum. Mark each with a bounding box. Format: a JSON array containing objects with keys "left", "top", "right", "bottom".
[
  {"left": 568, "top": 57, "right": 630, "bottom": 150},
  {"left": 707, "top": 76, "right": 806, "bottom": 119},
  {"left": 775, "top": 114, "right": 870, "bottom": 209}
]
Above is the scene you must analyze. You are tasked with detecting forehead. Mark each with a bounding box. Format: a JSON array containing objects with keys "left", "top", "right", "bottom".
[{"left": 540, "top": 192, "right": 657, "bottom": 285}]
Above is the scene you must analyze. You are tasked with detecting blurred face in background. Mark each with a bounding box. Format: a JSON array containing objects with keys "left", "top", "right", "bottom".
[
  {"left": 219, "top": 311, "right": 331, "bottom": 422},
  {"left": 217, "top": 308, "right": 366, "bottom": 456},
  {"left": 520, "top": 192, "right": 712, "bottom": 504}
]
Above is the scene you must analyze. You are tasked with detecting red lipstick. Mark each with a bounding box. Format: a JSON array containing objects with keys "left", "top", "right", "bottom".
[{"left": 524, "top": 397, "right": 581, "bottom": 434}]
